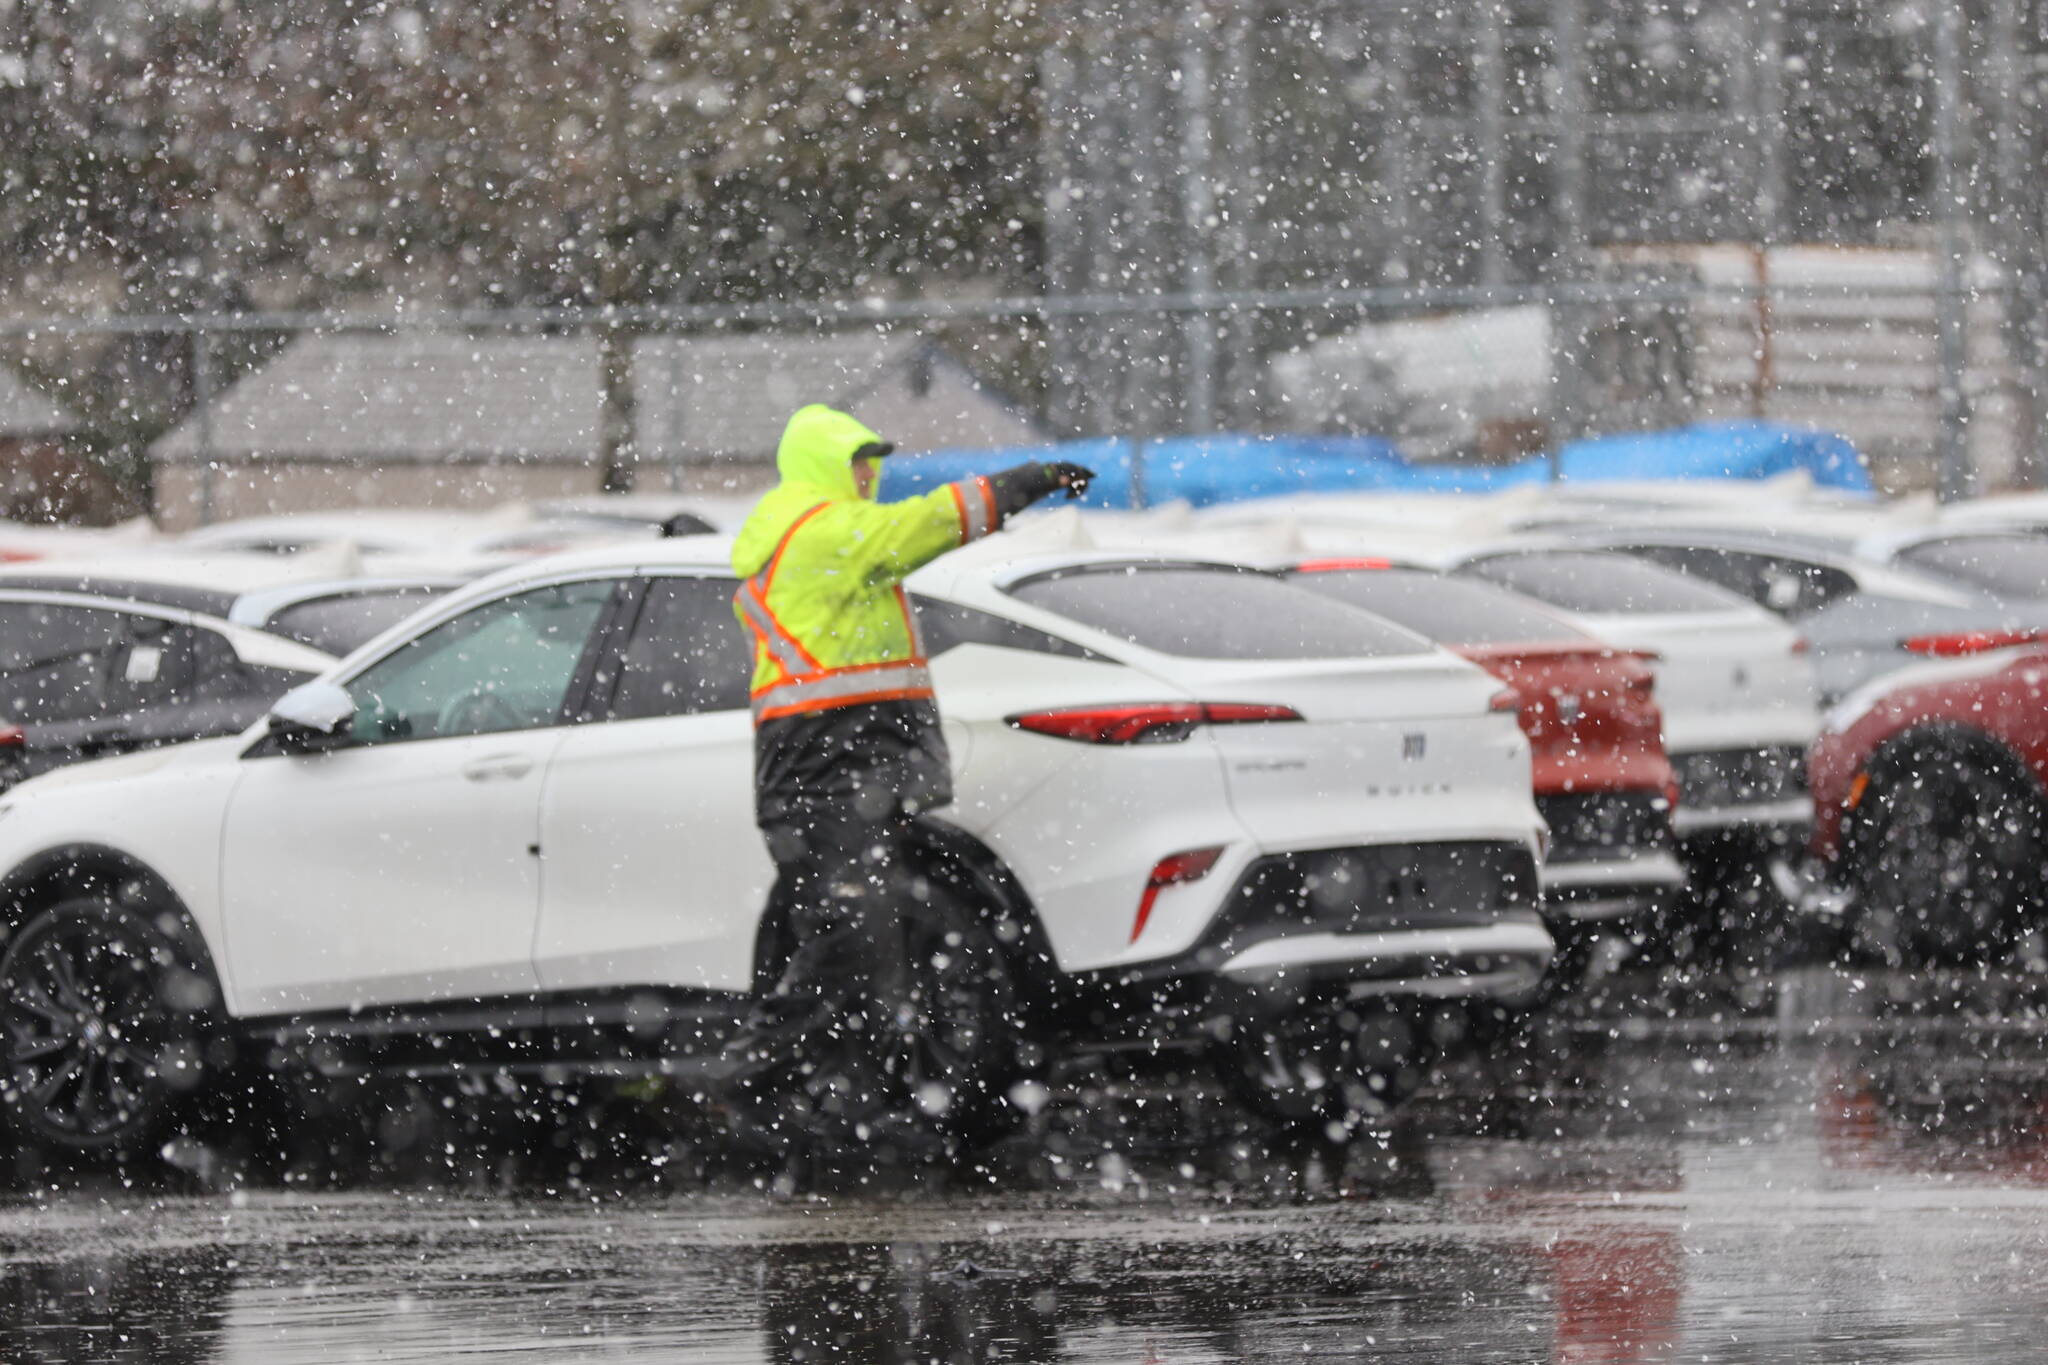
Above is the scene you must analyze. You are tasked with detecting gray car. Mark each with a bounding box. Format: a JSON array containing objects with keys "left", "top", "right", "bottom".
[{"left": 1526, "top": 526, "right": 2048, "bottom": 704}]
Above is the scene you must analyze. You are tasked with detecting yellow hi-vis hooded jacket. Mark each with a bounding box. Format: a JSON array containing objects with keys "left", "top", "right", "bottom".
[{"left": 731, "top": 405, "right": 1002, "bottom": 726}]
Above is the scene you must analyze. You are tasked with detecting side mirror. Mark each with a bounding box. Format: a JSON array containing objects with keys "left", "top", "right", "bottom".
[{"left": 267, "top": 679, "right": 356, "bottom": 752}]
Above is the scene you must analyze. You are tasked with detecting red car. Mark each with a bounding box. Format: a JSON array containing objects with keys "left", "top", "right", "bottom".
[
  {"left": 1808, "top": 643, "right": 2048, "bottom": 961},
  {"left": 1286, "top": 562, "right": 1684, "bottom": 941}
]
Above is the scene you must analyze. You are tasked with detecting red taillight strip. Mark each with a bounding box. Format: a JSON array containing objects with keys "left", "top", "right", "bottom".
[
  {"left": 0, "top": 724, "right": 21, "bottom": 748},
  {"left": 1131, "top": 846, "right": 1225, "bottom": 942},
  {"left": 1007, "top": 702, "right": 1304, "bottom": 745},
  {"left": 1901, "top": 628, "right": 2048, "bottom": 657},
  {"left": 1293, "top": 557, "right": 1393, "bottom": 573}
]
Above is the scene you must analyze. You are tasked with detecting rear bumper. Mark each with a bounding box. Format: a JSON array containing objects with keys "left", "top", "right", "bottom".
[
  {"left": 1539, "top": 849, "right": 1687, "bottom": 922},
  {"left": 1669, "top": 745, "right": 1813, "bottom": 835},
  {"left": 1093, "top": 841, "right": 1551, "bottom": 1004},
  {"left": 1672, "top": 795, "right": 1814, "bottom": 835},
  {"left": 1214, "top": 916, "right": 1554, "bottom": 1001}
]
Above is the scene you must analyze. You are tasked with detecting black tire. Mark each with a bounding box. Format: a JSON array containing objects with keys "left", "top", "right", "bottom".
[
  {"left": 0, "top": 895, "right": 221, "bottom": 1154},
  {"left": 1847, "top": 745, "right": 2048, "bottom": 964},
  {"left": 1214, "top": 992, "right": 1422, "bottom": 1132},
  {"left": 723, "top": 880, "right": 1033, "bottom": 1159}
]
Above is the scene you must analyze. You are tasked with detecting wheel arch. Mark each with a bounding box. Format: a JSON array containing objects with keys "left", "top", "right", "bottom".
[
  {"left": 748, "top": 819, "right": 1063, "bottom": 1024},
  {"left": 0, "top": 844, "right": 223, "bottom": 987},
  {"left": 1845, "top": 721, "right": 2048, "bottom": 853}
]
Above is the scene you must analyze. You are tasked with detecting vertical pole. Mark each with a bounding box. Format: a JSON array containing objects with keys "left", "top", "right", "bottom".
[
  {"left": 1475, "top": 1, "right": 1508, "bottom": 290},
  {"left": 193, "top": 328, "right": 217, "bottom": 527},
  {"left": 1380, "top": 11, "right": 1414, "bottom": 289},
  {"left": 1753, "top": 0, "right": 1785, "bottom": 246},
  {"left": 1178, "top": 0, "right": 1217, "bottom": 435},
  {"left": 666, "top": 339, "right": 684, "bottom": 492},
  {"left": 1039, "top": 19, "right": 1084, "bottom": 437},
  {"left": 1990, "top": 0, "right": 2043, "bottom": 488},
  {"left": 1751, "top": 0, "right": 1786, "bottom": 423},
  {"left": 1549, "top": 0, "right": 1588, "bottom": 469},
  {"left": 1122, "top": 20, "right": 1170, "bottom": 436},
  {"left": 1933, "top": 0, "right": 1973, "bottom": 502},
  {"left": 1216, "top": 3, "right": 1258, "bottom": 429}
]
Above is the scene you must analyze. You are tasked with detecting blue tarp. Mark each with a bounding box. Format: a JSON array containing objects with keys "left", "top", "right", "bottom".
[
  {"left": 1552, "top": 420, "right": 1873, "bottom": 492},
  {"left": 877, "top": 419, "right": 1875, "bottom": 508}
]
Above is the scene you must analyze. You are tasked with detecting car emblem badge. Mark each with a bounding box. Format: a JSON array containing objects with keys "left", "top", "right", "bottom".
[
  {"left": 1401, "top": 733, "right": 1426, "bottom": 761},
  {"left": 1557, "top": 693, "right": 1583, "bottom": 725}
]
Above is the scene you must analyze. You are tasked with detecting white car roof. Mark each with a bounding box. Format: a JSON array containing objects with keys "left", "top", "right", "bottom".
[
  {"left": 179, "top": 506, "right": 539, "bottom": 554},
  {"left": 537, "top": 492, "right": 758, "bottom": 530},
  {"left": 1521, "top": 524, "right": 1977, "bottom": 605},
  {"left": 1939, "top": 491, "right": 2048, "bottom": 532},
  {"left": 0, "top": 545, "right": 381, "bottom": 595}
]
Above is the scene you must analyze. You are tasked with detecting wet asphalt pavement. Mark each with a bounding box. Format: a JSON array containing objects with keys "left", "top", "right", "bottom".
[{"left": 8, "top": 967, "right": 2048, "bottom": 1362}]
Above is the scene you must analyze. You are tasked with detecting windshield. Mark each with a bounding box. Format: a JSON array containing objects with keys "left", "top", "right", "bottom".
[
  {"left": 1459, "top": 550, "right": 1753, "bottom": 616},
  {"left": 1288, "top": 567, "right": 1593, "bottom": 645},
  {"left": 1895, "top": 535, "right": 2048, "bottom": 599},
  {"left": 1008, "top": 565, "right": 1432, "bottom": 659}
]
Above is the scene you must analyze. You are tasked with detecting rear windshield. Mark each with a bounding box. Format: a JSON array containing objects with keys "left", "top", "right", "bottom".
[
  {"left": 1009, "top": 565, "right": 1431, "bottom": 659},
  {"left": 1459, "top": 551, "right": 1750, "bottom": 616},
  {"left": 1895, "top": 535, "right": 2048, "bottom": 599},
  {"left": 263, "top": 587, "right": 451, "bottom": 655},
  {"left": 1288, "top": 567, "right": 1594, "bottom": 645}
]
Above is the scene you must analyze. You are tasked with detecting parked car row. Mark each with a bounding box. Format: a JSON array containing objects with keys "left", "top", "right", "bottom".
[{"left": 0, "top": 482, "right": 2037, "bottom": 1158}]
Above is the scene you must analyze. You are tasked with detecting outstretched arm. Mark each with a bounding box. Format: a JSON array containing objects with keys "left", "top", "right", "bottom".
[{"left": 834, "top": 462, "right": 1101, "bottom": 584}]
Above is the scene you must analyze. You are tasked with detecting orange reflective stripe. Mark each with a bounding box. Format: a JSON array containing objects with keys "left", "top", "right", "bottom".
[
  {"left": 738, "top": 501, "right": 832, "bottom": 683},
  {"left": 755, "top": 686, "right": 937, "bottom": 724},
  {"left": 947, "top": 483, "right": 971, "bottom": 543},
  {"left": 737, "top": 585, "right": 819, "bottom": 676},
  {"left": 750, "top": 658, "right": 935, "bottom": 723},
  {"left": 752, "top": 655, "right": 932, "bottom": 698},
  {"left": 975, "top": 475, "right": 999, "bottom": 534},
  {"left": 894, "top": 584, "right": 924, "bottom": 656}
]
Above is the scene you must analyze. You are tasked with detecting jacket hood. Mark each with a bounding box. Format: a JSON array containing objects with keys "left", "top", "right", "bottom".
[
  {"left": 775, "top": 404, "right": 886, "bottom": 502},
  {"left": 731, "top": 405, "right": 888, "bottom": 577}
]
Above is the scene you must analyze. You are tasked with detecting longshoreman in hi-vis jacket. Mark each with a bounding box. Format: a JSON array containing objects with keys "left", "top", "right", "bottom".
[{"left": 719, "top": 404, "right": 1093, "bottom": 1138}]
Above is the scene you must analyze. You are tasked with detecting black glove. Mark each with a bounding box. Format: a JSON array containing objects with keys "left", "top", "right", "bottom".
[
  {"left": 1045, "top": 461, "right": 1097, "bottom": 500},
  {"left": 988, "top": 461, "right": 1097, "bottom": 518}
]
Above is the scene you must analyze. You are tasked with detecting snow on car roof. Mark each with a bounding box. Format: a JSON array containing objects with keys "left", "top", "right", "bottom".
[
  {"left": 0, "top": 545, "right": 382, "bottom": 597},
  {"left": 178, "top": 506, "right": 539, "bottom": 553}
]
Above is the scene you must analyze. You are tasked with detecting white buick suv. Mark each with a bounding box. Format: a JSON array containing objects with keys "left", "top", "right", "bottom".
[{"left": 0, "top": 538, "right": 1550, "bottom": 1152}]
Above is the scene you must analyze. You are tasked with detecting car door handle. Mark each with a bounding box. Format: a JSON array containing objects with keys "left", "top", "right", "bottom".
[{"left": 462, "top": 754, "right": 534, "bottom": 782}]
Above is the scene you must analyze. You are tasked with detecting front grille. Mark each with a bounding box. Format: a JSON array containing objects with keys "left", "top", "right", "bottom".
[
  {"left": 1672, "top": 745, "right": 1807, "bottom": 810},
  {"left": 1538, "top": 791, "right": 1673, "bottom": 864},
  {"left": 1220, "top": 840, "right": 1538, "bottom": 942}
]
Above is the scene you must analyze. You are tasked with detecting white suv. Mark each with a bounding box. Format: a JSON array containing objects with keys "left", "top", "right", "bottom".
[{"left": 0, "top": 539, "right": 1550, "bottom": 1151}]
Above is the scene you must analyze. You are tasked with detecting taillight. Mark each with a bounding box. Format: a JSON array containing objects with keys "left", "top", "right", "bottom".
[
  {"left": 1901, "top": 628, "right": 2048, "bottom": 657},
  {"left": 1488, "top": 687, "right": 1521, "bottom": 714},
  {"left": 1132, "top": 846, "right": 1224, "bottom": 942},
  {"left": 0, "top": 724, "right": 23, "bottom": 748},
  {"left": 1293, "top": 557, "right": 1393, "bottom": 573},
  {"left": 1790, "top": 636, "right": 1811, "bottom": 655},
  {"left": 1007, "top": 702, "right": 1304, "bottom": 745}
]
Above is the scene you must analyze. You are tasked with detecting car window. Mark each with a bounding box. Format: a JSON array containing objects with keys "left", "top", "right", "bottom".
[
  {"left": 263, "top": 587, "right": 451, "bottom": 655},
  {"left": 0, "top": 604, "right": 141, "bottom": 723},
  {"left": 1607, "top": 544, "right": 1856, "bottom": 616},
  {"left": 1459, "top": 551, "right": 1752, "bottom": 615},
  {"left": 604, "top": 577, "right": 752, "bottom": 720},
  {"left": 346, "top": 580, "right": 617, "bottom": 744},
  {"left": 1009, "top": 565, "right": 1432, "bottom": 659},
  {"left": 1286, "top": 568, "right": 1593, "bottom": 645},
  {"left": 911, "top": 597, "right": 1105, "bottom": 661},
  {"left": 1895, "top": 535, "right": 2048, "bottom": 598}
]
